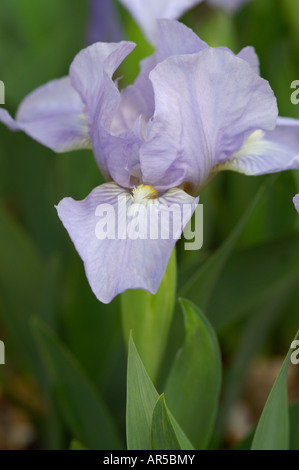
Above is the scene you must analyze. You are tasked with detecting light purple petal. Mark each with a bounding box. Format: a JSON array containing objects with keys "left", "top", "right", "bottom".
[
  {"left": 237, "top": 46, "right": 260, "bottom": 75},
  {"left": 153, "top": 19, "right": 208, "bottom": 63},
  {"left": 129, "top": 20, "right": 257, "bottom": 124},
  {"left": 69, "top": 41, "right": 135, "bottom": 118},
  {"left": 294, "top": 194, "right": 299, "bottom": 214},
  {"left": 56, "top": 182, "right": 197, "bottom": 303},
  {"left": 0, "top": 77, "right": 90, "bottom": 152},
  {"left": 219, "top": 117, "right": 299, "bottom": 175},
  {"left": 69, "top": 41, "right": 136, "bottom": 183},
  {"left": 119, "top": 0, "right": 202, "bottom": 44},
  {"left": 140, "top": 48, "right": 277, "bottom": 195},
  {"left": 133, "top": 19, "right": 208, "bottom": 119},
  {"left": 110, "top": 85, "right": 149, "bottom": 134}
]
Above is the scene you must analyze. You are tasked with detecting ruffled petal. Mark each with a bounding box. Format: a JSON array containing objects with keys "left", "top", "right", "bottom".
[
  {"left": 69, "top": 41, "right": 136, "bottom": 183},
  {"left": 119, "top": 0, "right": 202, "bottom": 44},
  {"left": 69, "top": 41, "right": 135, "bottom": 118},
  {"left": 294, "top": 194, "right": 299, "bottom": 214},
  {"left": 237, "top": 46, "right": 260, "bottom": 75},
  {"left": 129, "top": 21, "right": 258, "bottom": 125},
  {"left": 0, "top": 77, "right": 90, "bottom": 152},
  {"left": 132, "top": 19, "right": 208, "bottom": 119},
  {"left": 56, "top": 182, "right": 197, "bottom": 303},
  {"left": 217, "top": 117, "right": 299, "bottom": 175},
  {"left": 140, "top": 48, "right": 277, "bottom": 195}
]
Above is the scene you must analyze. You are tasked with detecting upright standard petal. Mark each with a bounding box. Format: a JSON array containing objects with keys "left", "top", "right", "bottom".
[
  {"left": 140, "top": 48, "right": 277, "bottom": 195},
  {"left": 56, "top": 182, "right": 197, "bottom": 303},
  {"left": 217, "top": 117, "right": 299, "bottom": 175},
  {"left": 131, "top": 20, "right": 258, "bottom": 122},
  {"left": 133, "top": 19, "right": 208, "bottom": 119},
  {"left": 236, "top": 46, "right": 260, "bottom": 75},
  {"left": 0, "top": 41, "right": 136, "bottom": 164},
  {"left": 69, "top": 41, "right": 135, "bottom": 118},
  {"left": 0, "top": 77, "right": 90, "bottom": 152},
  {"left": 294, "top": 194, "right": 299, "bottom": 214},
  {"left": 69, "top": 41, "right": 137, "bottom": 184},
  {"left": 119, "top": 0, "right": 202, "bottom": 44}
]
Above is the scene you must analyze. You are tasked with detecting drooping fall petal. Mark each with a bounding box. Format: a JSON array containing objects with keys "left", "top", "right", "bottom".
[{"left": 56, "top": 182, "right": 197, "bottom": 303}]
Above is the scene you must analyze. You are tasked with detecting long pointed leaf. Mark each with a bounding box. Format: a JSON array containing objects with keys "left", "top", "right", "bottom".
[
  {"left": 251, "top": 330, "right": 299, "bottom": 450},
  {"left": 151, "top": 394, "right": 181, "bottom": 450},
  {"left": 126, "top": 334, "right": 193, "bottom": 450},
  {"left": 165, "top": 299, "right": 222, "bottom": 449}
]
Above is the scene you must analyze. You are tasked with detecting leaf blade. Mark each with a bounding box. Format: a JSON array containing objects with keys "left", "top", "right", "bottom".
[
  {"left": 165, "top": 298, "right": 222, "bottom": 449},
  {"left": 126, "top": 334, "right": 194, "bottom": 450},
  {"left": 151, "top": 394, "right": 181, "bottom": 450},
  {"left": 251, "top": 330, "right": 299, "bottom": 450},
  {"left": 122, "top": 248, "right": 176, "bottom": 383}
]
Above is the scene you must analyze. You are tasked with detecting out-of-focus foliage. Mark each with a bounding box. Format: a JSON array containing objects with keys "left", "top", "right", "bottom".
[{"left": 0, "top": 0, "right": 298, "bottom": 450}]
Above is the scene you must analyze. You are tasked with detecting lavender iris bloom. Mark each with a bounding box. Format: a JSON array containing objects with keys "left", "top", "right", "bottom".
[
  {"left": 1, "top": 20, "right": 299, "bottom": 303},
  {"left": 294, "top": 195, "right": 299, "bottom": 214},
  {"left": 119, "top": 0, "right": 251, "bottom": 44}
]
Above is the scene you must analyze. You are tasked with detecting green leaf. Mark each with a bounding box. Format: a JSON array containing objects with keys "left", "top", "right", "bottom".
[
  {"left": 165, "top": 299, "right": 222, "bottom": 449},
  {"left": 31, "top": 318, "right": 122, "bottom": 450},
  {"left": 126, "top": 334, "right": 194, "bottom": 450},
  {"left": 180, "top": 176, "right": 276, "bottom": 311},
  {"left": 122, "top": 248, "right": 176, "bottom": 382},
  {"left": 251, "top": 330, "right": 299, "bottom": 450},
  {"left": 126, "top": 333, "right": 160, "bottom": 450},
  {"left": 151, "top": 394, "right": 181, "bottom": 450},
  {"left": 233, "top": 401, "right": 299, "bottom": 451}
]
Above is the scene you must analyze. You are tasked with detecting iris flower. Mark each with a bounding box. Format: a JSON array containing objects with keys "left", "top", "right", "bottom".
[
  {"left": 119, "top": 0, "right": 251, "bottom": 44},
  {"left": 1, "top": 20, "right": 299, "bottom": 303},
  {"left": 294, "top": 195, "right": 299, "bottom": 214}
]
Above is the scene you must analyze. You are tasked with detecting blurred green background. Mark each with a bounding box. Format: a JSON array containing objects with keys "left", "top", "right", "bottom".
[{"left": 0, "top": 0, "right": 298, "bottom": 450}]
